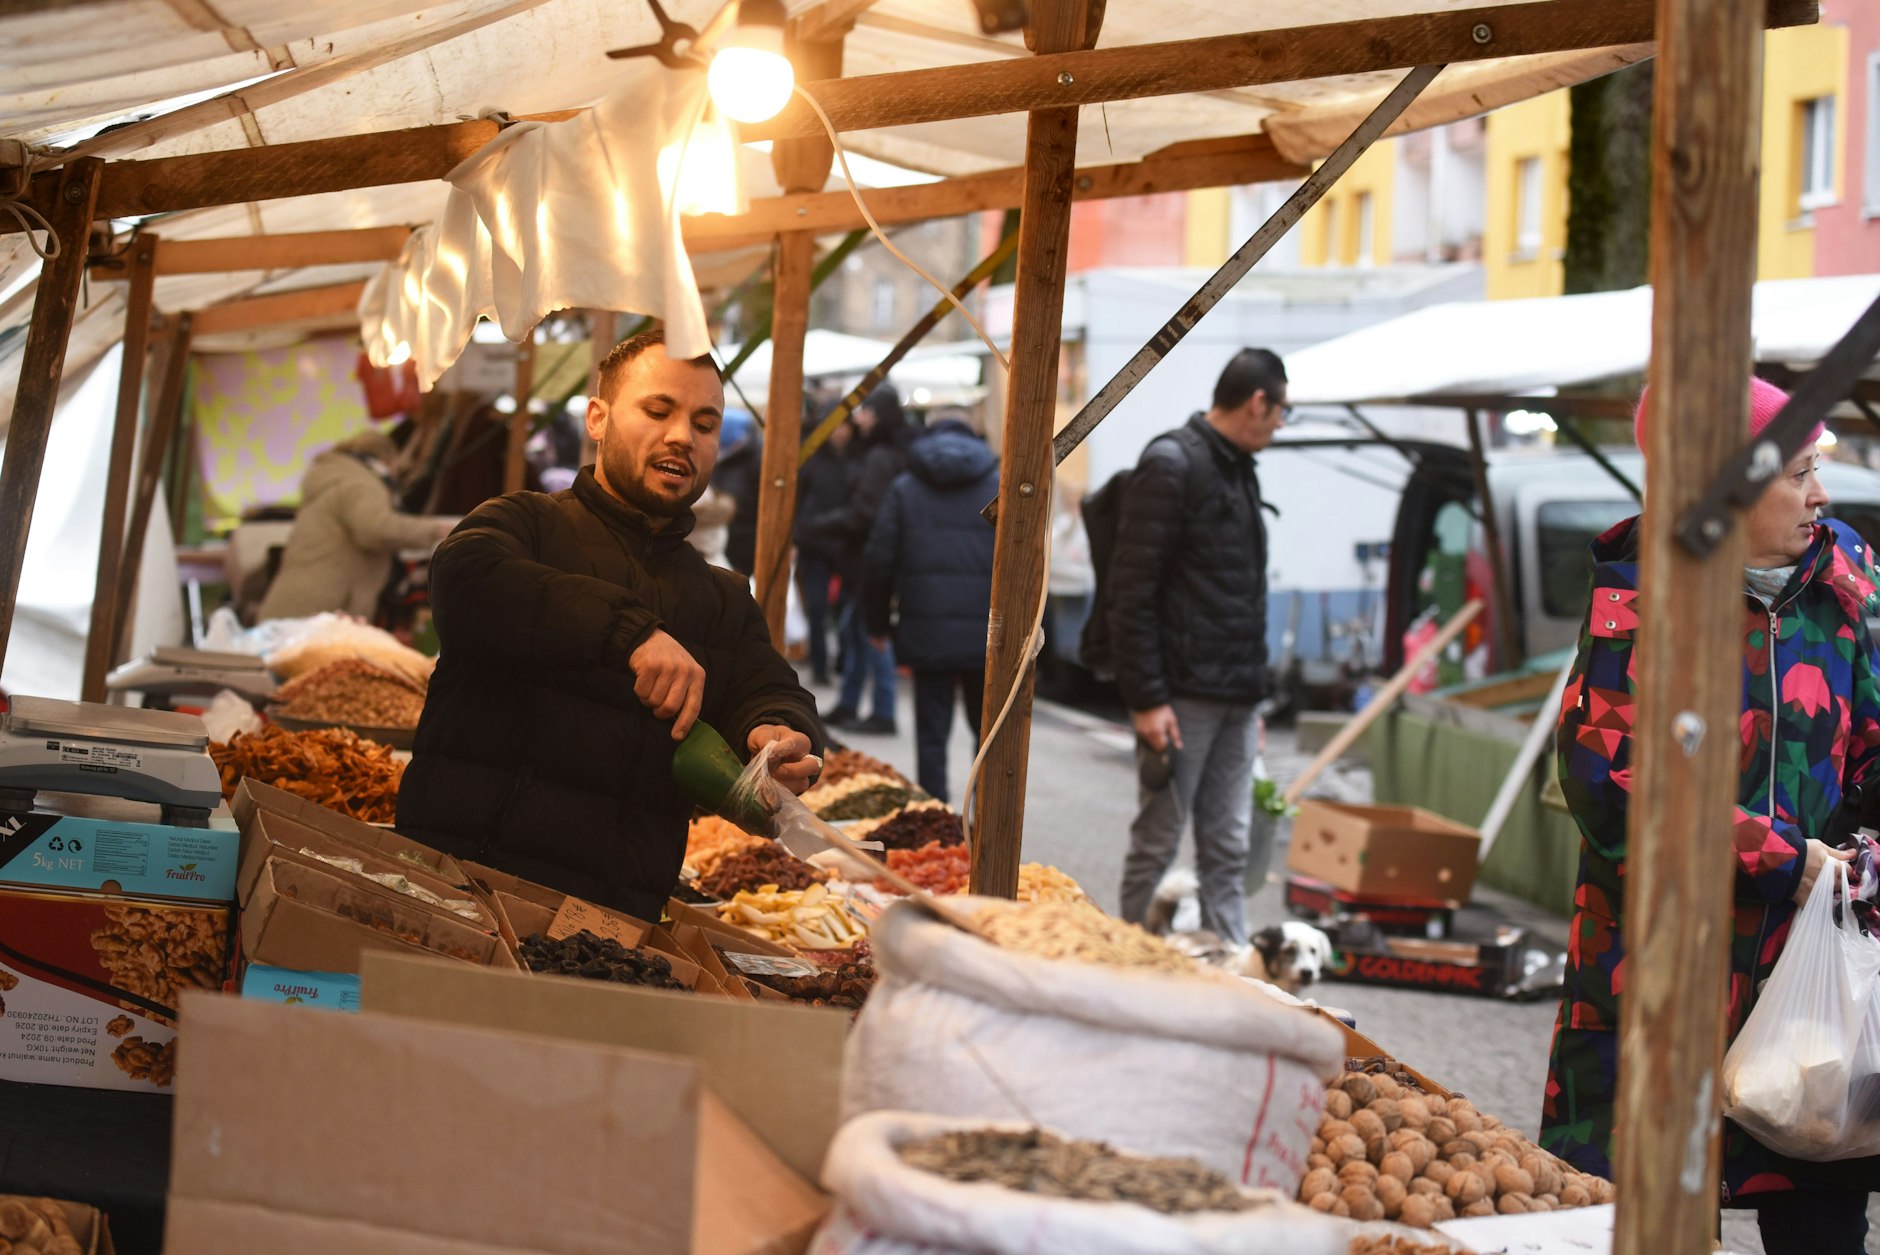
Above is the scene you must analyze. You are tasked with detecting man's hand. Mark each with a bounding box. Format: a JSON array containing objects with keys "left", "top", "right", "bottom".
[
  {"left": 629, "top": 629, "right": 706, "bottom": 741},
  {"left": 1131, "top": 704, "right": 1182, "bottom": 753},
  {"left": 749, "top": 725, "right": 820, "bottom": 795},
  {"left": 1794, "top": 838, "right": 1856, "bottom": 905}
]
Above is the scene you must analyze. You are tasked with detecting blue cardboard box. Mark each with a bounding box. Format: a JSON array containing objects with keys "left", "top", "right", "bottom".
[
  {"left": 240, "top": 964, "right": 361, "bottom": 1012},
  {"left": 0, "top": 794, "right": 238, "bottom": 903}
]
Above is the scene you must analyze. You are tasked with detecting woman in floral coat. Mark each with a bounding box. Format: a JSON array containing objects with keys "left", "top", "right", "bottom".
[{"left": 1540, "top": 378, "right": 1880, "bottom": 1254}]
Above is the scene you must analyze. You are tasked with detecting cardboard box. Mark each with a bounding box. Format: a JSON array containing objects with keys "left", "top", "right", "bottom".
[
  {"left": 1286, "top": 801, "right": 1480, "bottom": 901},
  {"left": 0, "top": 886, "right": 229, "bottom": 1091},
  {"left": 1318, "top": 1008, "right": 1452, "bottom": 1098},
  {"left": 165, "top": 993, "right": 700, "bottom": 1254},
  {"left": 460, "top": 861, "right": 568, "bottom": 949},
  {"left": 232, "top": 778, "right": 465, "bottom": 884},
  {"left": 238, "top": 809, "right": 496, "bottom": 932},
  {"left": 240, "top": 858, "right": 511, "bottom": 978},
  {"left": 239, "top": 963, "right": 362, "bottom": 1012},
  {"left": 0, "top": 1195, "right": 116, "bottom": 1255},
  {"left": 360, "top": 951, "right": 846, "bottom": 1187},
  {"left": 0, "top": 795, "right": 238, "bottom": 903},
  {"left": 1325, "top": 933, "right": 1524, "bottom": 1000}
]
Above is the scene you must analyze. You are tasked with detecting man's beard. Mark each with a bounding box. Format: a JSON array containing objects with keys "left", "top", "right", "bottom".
[{"left": 598, "top": 440, "right": 701, "bottom": 522}]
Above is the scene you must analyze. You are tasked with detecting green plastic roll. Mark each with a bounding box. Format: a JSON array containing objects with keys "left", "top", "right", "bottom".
[{"left": 672, "top": 721, "right": 774, "bottom": 834}]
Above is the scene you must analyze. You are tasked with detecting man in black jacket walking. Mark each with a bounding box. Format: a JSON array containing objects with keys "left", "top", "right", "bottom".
[
  {"left": 862, "top": 409, "right": 998, "bottom": 801},
  {"left": 397, "top": 330, "right": 823, "bottom": 921},
  {"left": 1109, "top": 348, "right": 1288, "bottom": 948}
]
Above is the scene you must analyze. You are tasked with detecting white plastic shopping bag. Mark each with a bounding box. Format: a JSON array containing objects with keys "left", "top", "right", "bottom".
[{"left": 1722, "top": 861, "right": 1880, "bottom": 1158}]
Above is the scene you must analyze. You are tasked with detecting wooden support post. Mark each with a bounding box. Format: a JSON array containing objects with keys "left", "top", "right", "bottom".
[
  {"left": 1463, "top": 408, "right": 1522, "bottom": 670},
  {"left": 757, "top": 234, "right": 815, "bottom": 647},
  {"left": 0, "top": 158, "right": 102, "bottom": 676},
  {"left": 80, "top": 233, "right": 159, "bottom": 702},
  {"left": 583, "top": 309, "right": 616, "bottom": 466},
  {"left": 111, "top": 315, "right": 193, "bottom": 666},
  {"left": 971, "top": 0, "right": 1102, "bottom": 899},
  {"left": 504, "top": 329, "right": 537, "bottom": 495},
  {"left": 1611, "top": 0, "right": 1763, "bottom": 1246},
  {"left": 755, "top": 36, "right": 845, "bottom": 648}
]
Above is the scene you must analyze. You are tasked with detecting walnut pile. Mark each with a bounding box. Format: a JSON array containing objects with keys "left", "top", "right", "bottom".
[
  {"left": 1350, "top": 1237, "right": 1453, "bottom": 1255},
  {"left": 112, "top": 1036, "right": 177, "bottom": 1086},
  {"left": 1300, "top": 1071, "right": 1614, "bottom": 1225},
  {"left": 89, "top": 904, "right": 226, "bottom": 1016},
  {"left": 105, "top": 1015, "right": 133, "bottom": 1038},
  {"left": 0, "top": 1197, "right": 86, "bottom": 1255},
  {"left": 274, "top": 657, "right": 426, "bottom": 729},
  {"left": 0, "top": 965, "right": 15, "bottom": 1018}
]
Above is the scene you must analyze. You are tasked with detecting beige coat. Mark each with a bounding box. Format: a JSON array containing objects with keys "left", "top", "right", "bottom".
[{"left": 257, "top": 451, "right": 443, "bottom": 621}]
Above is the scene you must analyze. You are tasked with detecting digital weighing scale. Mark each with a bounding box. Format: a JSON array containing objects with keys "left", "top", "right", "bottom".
[
  {"left": 0, "top": 697, "right": 224, "bottom": 825},
  {"left": 106, "top": 645, "right": 276, "bottom": 703}
]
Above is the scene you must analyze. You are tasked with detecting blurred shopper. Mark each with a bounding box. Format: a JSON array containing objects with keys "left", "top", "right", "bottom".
[
  {"left": 809, "top": 385, "right": 915, "bottom": 733},
  {"left": 794, "top": 406, "right": 855, "bottom": 684},
  {"left": 1110, "top": 349, "right": 1287, "bottom": 949},
  {"left": 862, "top": 408, "right": 998, "bottom": 800},
  {"left": 258, "top": 428, "right": 455, "bottom": 621},
  {"left": 710, "top": 407, "right": 763, "bottom": 577},
  {"left": 1543, "top": 377, "right": 1879, "bottom": 1254}
]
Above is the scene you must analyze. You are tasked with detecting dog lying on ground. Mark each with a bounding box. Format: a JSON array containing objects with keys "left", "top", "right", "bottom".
[{"left": 1142, "top": 869, "right": 1335, "bottom": 996}]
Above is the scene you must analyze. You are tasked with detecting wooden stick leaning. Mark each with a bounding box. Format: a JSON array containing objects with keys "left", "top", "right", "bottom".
[{"left": 1282, "top": 599, "right": 1484, "bottom": 809}]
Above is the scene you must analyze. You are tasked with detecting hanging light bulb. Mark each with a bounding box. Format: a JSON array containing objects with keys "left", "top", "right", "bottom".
[
  {"left": 386, "top": 340, "right": 413, "bottom": 367},
  {"left": 708, "top": 0, "right": 794, "bottom": 125}
]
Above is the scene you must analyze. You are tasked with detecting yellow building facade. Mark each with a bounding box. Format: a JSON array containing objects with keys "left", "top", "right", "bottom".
[{"left": 1293, "top": 142, "right": 1397, "bottom": 269}]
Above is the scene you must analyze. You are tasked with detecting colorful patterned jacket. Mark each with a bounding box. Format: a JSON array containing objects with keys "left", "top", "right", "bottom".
[{"left": 1541, "top": 515, "right": 1880, "bottom": 1199}]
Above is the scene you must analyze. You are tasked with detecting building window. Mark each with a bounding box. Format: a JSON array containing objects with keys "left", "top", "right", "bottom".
[
  {"left": 1866, "top": 57, "right": 1880, "bottom": 216},
  {"left": 871, "top": 279, "right": 895, "bottom": 330},
  {"left": 1355, "top": 192, "right": 1375, "bottom": 267},
  {"left": 1514, "top": 156, "right": 1543, "bottom": 258},
  {"left": 1800, "top": 95, "right": 1836, "bottom": 214},
  {"left": 1321, "top": 198, "right": 1340, "bottom": 266}
]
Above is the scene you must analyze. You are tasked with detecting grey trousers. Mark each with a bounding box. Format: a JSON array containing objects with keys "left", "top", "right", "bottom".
[{"left": 1117, "top": 695, "right": 1261, "bottom": 946}]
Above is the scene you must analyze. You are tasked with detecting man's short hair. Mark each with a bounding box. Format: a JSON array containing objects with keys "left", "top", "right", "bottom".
[
  {"left": 1212, "top": 348, "right": 1287, "bottom": 412},
  {"left": 593, "top": 328, "right": 717, "bottom": 404}
]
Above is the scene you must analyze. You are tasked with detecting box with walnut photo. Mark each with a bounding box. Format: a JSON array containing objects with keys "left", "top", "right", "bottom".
[{"left": 0, "top": 887, "right": 230, "bottom": 1092}]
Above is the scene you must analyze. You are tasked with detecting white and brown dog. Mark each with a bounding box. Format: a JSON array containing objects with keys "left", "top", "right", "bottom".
[{"left": 1143, "top": 869, "right": 1335, "bottom": 995}]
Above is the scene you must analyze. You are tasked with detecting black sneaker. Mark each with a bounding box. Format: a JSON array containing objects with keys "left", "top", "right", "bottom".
[
  {"left": 857, "top": 715, "right": 897, "bottom": 735},
  {"left": 824, "top": 706, "right": 859, "bottom": 728}
]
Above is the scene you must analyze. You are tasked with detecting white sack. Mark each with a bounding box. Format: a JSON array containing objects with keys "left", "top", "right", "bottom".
[
  {"left": 807, "top": 1111, "right": 1346, "bottom": 1255},
  {"left": 843, "top": 901, "right": 1344, "bottom": 1194}
]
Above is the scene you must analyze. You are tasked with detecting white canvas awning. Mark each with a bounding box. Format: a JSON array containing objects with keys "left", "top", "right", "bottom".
[{"left": 1285, "top": 275, "right": 1880, "bottom": 407}]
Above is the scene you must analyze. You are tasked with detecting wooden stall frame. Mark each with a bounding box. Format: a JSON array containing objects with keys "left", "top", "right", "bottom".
[{"left": 109, "top": 313, "right": 194, "bottom": 667}]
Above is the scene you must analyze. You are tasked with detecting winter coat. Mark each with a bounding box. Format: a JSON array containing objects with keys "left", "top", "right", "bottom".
[
  {"left": 806, "top": 426, "right": 913, "bottom": 588},
  {"left": 1541, "top": 515, "right": 1880, "bottom": 1200},
  {"left": 258, "top": 450, "right": 442, "bottom": 621},
  {"left": 1105, "top": 413, "right": 1270, "bottom": 711},
  {"left": 396, "top": 467, "right": 822, "bottom": 921},
  {"left": 710, "top": 434, "right": 764, "bottom": 577},
  {"left": 793, "top": 443, "right": 855, "bottom": 563},
  {"left": 861, "top": 420, "right": 999, "bottom": 671}
]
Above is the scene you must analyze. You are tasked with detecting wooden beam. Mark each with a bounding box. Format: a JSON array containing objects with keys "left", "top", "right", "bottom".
[
  {"left": 740, "top": 0, "right": 1815, "bottom": 141},
  {"left": 150, "top": 227, "right": 410, "bottom": 275},
  {"left": 111, "top": 314, "right": 194, "bottom": 668},
  {"left": 1611, "top": 0, "right": 1763, "bottom": 1245},
  {"left": 0, "top": 158, "right": 103, "bottom": 675},
  {"left": 189, "top": 280, "right": 367, "bottom": 337},
  {"left": 504, "top": 329, "right": 537, "bottom": 495},
  {"left": 80, "top": 232, "right": 159, "bottom": 703},
  {"left": 971, "top": 0, "right": 1101, "bottom": 900},
  {"left": 684, "top": 135, "right": 1307, "bottom": 251},
  {"left": 8, "top": 0, "right": 1813, "bottom": 231},
  {"left": 1407, "top": 391, "right": 1640, "bottom": 419},
  {"left": 757, "top": 233, "right": 815, "bottom": 648}
]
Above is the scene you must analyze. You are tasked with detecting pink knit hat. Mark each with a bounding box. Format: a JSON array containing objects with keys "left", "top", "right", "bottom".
[{"left": 1634, "top": 376, "right": 1820, "bottom": 453}]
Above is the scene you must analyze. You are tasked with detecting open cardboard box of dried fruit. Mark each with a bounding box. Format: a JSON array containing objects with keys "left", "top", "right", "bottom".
[{"left": 0, "top": 1195, "right": 115, "bottom": 1255}]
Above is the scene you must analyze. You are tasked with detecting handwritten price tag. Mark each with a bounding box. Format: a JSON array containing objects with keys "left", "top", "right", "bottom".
[{"left": 546, "top": 896, "right": 650, "bottom": 948}]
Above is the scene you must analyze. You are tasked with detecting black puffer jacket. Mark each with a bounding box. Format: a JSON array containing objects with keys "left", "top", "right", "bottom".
[
  {"left": 710, "top": 434, "right": 764, "bottom": 576},
  {"left": 397, "top": 468, "right": 822, "bottom": 920},
  {"left": 1107, "top": 413, "right": 1269, "bottom": 711},
  {"left": 806, "top": 424, "right": 914, "bottom": 587},
  {"left": 861, "top": 420, "right": 998, "bottom": 670},
  {"left": 793, "top": 442, "right": 853, "bottom": 563}
]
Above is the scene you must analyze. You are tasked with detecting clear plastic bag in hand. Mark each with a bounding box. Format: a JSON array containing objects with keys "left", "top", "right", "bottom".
[{"left": 1722, "top": 860, "right": 1880, "bottom": 1159}]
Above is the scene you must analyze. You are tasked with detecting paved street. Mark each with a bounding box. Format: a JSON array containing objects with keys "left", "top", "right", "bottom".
[{"left": 801, "top": 665, "right": 1870, "bottom": 1252}]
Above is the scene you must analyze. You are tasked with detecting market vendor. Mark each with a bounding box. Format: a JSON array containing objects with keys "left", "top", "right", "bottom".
[
  {"left": 397, "top": 330, "right": 824, "bottom": 921},
  {"left": 1542, "top": 377, "right": 1879, "bottom": 1255}
]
